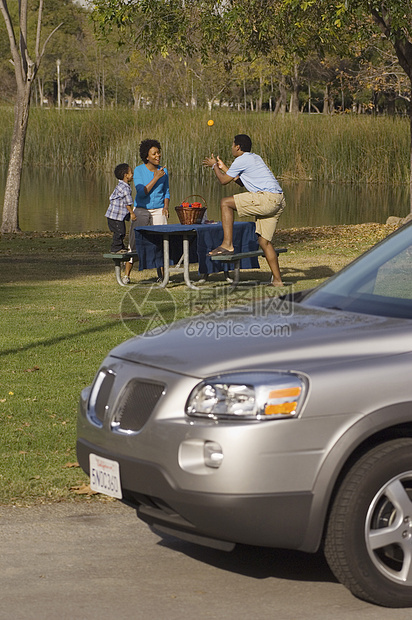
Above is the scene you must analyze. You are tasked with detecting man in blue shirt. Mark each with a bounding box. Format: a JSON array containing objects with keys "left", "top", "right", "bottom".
[{"left": 203, "top": 134, "right": 285, "bottom": 286}]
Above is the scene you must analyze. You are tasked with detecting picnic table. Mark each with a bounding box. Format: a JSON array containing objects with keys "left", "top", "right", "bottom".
[{"left": 104, "top": 221, "right": 287, "bottom": 288}]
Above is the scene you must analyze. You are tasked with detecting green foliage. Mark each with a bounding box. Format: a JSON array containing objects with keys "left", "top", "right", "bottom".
[
  {"left": 1, "top": 1, "right": 409, "bottom": 113},
  {"left": 0, "top": 107, "right": 409, "bottom": 185},
  {"left": 348, "top": 0, "right": 412, "bottom": 37},
  {"left": 282, "top": 1, "right": 412, "bottom": 78},
  {"left": 86, "top": 0, "right": 412, "bottom": 126},
  {"left": 90, "top": 0, "right": 411, "bottom": 67},
  {"left": 92, "top": 0, "right": 193, "bottom": 57}
]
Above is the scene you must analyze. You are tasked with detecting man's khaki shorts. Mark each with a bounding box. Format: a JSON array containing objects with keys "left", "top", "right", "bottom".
[{"left": 234, "top": 191, "right": 285, "bottom": 242}]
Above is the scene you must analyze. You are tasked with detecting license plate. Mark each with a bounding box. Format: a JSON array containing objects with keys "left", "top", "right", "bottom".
[{"left": 89, "top": 454, "right": 122, "bottom": 499}]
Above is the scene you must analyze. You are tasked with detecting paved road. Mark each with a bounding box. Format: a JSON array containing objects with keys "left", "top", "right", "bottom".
[{"left": 1, "top": 501, "right": 411, "bottom": 620}]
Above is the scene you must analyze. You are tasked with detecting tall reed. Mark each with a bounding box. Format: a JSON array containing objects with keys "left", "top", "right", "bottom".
[{"left": 0, "top": 106, "right": 409, "bottom": 185}]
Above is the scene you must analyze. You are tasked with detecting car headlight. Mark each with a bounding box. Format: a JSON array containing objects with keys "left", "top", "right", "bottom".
[{"left": 185, "top": 371, "right": 306, "bottom": 421}]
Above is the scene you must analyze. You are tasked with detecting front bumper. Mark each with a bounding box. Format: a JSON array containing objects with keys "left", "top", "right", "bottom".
[
  {"left": 76, "top": 357, "right": 353, "bottom": 552},
  {"left": 77, "top": 438, "right": 313, "bottom": 550}
]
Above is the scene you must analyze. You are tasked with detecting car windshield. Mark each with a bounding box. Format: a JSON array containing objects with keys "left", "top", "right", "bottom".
[{"left": 302, "top": 222, "right": 412, "bottom": 320}]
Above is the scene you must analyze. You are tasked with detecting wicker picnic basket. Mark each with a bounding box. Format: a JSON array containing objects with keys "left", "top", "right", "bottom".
[{"left": 175, "top": 195, "right": 207, "bottom": 225}]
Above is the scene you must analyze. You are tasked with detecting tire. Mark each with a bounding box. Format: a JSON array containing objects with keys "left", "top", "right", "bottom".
[{"left": 324, "top": 438, "right": 412, "bottom": 607}]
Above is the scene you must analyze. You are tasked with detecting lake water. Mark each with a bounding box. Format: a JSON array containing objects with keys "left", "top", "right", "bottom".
[{"left": 0, "top": 166, "right": 410, "bottom": 232}]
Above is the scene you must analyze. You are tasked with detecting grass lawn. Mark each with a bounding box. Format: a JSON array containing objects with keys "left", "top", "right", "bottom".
[{"left": 0, "top": 222, "right": 396, "bottom": 505}]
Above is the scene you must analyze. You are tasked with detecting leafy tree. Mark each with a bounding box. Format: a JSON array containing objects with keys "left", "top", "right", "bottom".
[
  {"left": 281, "top": 0, "right": 412, "bottom": 207},
  {"left": 90, "top": 1, "right": 362, "bottom": 114},
  {"left": 0, "top": 0, "right": 63, "bottom": 232},
  {"left": 92, "top": 0, "right": 412, "bottom": 208},
  {"left": 351, "top": 41, "right": 410, "bottom": 114},
  {"left": 0, "top": 5, "right": 16, "bottom": 100},
  {"left": 36, "top": 3, "right": 92, "bottom": 106}
]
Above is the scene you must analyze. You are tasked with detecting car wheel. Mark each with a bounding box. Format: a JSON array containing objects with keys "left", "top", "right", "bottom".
[{"left": 324, "top": 438, "right": 412, "bottom": 607}]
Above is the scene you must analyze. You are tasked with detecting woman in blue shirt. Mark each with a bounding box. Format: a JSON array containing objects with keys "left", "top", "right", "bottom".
[
  {"left": 133, "top": 139, "right": 170, "bottom": 224},
  {"left": 124, "top": 139, "right": 170, "bottom": 283}
]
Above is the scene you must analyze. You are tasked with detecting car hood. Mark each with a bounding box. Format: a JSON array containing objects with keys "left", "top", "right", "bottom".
[{"left": 110, "top": 302, "right": 412, "bottom": 377}]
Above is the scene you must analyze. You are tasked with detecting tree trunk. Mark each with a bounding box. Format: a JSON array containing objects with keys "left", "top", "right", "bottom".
[
  {"left": 0, "top": 0, "right": 62, "bottom": 233},
  {"left": 308, "top": 82, "right": 311, "bottom": 114},
  {"left": 1, "top": 85, "right": 31, "bottom": 233},
  {"left": 289, "top": 61, "right": 299, "bottom": 114},
  {"left": 410, "top": 89, "right": 412, "bottom": 213},
  {"left": 274, "top": 77, "right": 287, "bottom": 115},
  {"left": 37, "top": 77, "right": 44, "bottom": 107},
  {"left": 323, "top": 84, "right": 330, "bottom": 114},
  {"left": 258, "top": 75, "right": 263, "bottom": 111}
]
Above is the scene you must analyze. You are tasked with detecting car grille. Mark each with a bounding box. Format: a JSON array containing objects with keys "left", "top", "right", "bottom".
[
  {"left": 89, "top": 369, "right": 116, "bottom": 426},
  {"left": 111, "top": 379, "right": 165, "bottom": 433}
]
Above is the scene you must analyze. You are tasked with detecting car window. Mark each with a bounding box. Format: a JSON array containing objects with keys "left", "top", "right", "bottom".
[
  {"left": 302, "top": 223, "right": 412, "bottom": 319},
  {"left": 373, "top": 247, "right": 412, "bottom": 299}
]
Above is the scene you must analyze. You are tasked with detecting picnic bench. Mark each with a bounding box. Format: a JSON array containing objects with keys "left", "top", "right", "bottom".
[
  {"left": 210, "top": 248, "right": 287, "bottom": 286},
  {"left": 103, "top": 252, "right": 139, "bottom": 286},
  {"left": 104, "top": 246, "right": 287, "bottom": 288},
  {"left": 103, "top": 250, "right": 193, "bottom": 287}
]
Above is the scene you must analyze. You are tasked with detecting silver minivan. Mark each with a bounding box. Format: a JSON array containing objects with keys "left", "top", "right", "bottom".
[{"left": 77, "top": 221, "right": 412, "bottom": 607}]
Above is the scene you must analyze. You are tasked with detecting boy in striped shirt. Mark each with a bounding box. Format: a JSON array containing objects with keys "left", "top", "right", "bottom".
[{"left": 105, "top": 163, "right": 136, "bottom": 253}]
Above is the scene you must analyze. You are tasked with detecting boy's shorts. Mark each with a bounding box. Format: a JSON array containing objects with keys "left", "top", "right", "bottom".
[{"left": 234, "top": 191, "right": 285, "bottom": 243}]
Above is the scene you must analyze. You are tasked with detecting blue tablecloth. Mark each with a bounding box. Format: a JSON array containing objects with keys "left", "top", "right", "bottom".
[{"left": 134, "top": 222, "right": 259, "bottom": 274}]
